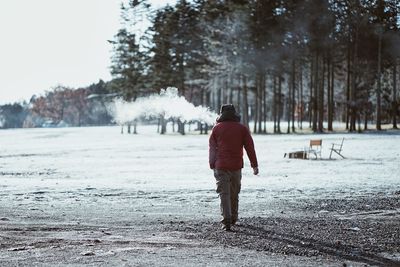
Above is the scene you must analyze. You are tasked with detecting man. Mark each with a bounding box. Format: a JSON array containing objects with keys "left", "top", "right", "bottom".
[{"left": 209, "top": 104, "right": 259, "bottom": 231}]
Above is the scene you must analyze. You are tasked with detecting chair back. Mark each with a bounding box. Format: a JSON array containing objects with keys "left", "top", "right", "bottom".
[{"left": 310, "top": 139, "right": 322, "bottom": 147}]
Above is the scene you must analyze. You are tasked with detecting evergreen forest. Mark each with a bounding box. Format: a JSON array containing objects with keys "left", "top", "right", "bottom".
[{"left": 1, "top": 0, "right": 399, "bottom": 134}]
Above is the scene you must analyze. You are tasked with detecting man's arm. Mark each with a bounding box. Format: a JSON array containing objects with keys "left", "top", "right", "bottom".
[
  {"left": 209, "top": 128, "right": 217, "bottom": 169},
  {"left": 243, "top": 127, "right": 259, "bottom": 174}
]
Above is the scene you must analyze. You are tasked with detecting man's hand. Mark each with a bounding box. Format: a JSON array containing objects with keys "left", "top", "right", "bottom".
[{"left": 253, "top": 167, "right": 259, "bottom": 175}]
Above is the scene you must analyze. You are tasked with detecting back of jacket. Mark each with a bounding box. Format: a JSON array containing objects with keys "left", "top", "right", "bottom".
[{"left": 209, "top": 121, "right": 258, "bottom": 171}]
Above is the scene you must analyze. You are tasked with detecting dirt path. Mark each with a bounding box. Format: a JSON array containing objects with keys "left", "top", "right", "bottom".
[{"left": 1, "top": 192, "right": 398, "bottom": 266}]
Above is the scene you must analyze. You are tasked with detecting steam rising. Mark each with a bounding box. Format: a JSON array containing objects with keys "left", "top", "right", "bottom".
[{"left": 109, "top": 87, "right": 216, "bottom": 125}]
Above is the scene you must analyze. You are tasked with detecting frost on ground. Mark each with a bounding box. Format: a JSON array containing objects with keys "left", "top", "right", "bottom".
[{"left": 0, "top": 126, "right": 399, "bottom": 266}]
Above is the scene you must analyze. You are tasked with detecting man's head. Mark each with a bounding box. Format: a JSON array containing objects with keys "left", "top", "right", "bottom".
[
  {"left": 219, "top": 104, "right": 236, "bottom": 115},
  {"left": 217, "top": 104, "right": 240, "bottom": 122}
]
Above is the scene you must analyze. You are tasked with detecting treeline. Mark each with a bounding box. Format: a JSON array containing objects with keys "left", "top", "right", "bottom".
[
  {"left": 2, "top": 0, "right": 399, "bottom": 133},
  {"left": 110, "top": 0, "right": 400, "bottom": 133},
  {"left": 0, "top": 80, "right": 114, "bottom": 129}
]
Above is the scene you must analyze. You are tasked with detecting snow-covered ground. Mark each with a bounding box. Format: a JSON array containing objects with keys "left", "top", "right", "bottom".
[
  {"left": 1, "top": 124, "right": 399, "bottom": 224},
  {"left": 1, "top": 125, "right": 399, "bottom": 198},
  {"left": 0, "top": 125, "right": 399, "bottom": 266}
]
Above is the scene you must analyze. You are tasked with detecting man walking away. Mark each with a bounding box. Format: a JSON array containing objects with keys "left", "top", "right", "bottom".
[{"left": 209, "top": 104, "right": 259, "bottom": 231}]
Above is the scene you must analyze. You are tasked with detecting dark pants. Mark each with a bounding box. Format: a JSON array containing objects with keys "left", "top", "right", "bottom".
[{"left": 214, "top": 169, "right": 242, "bottom": 226}]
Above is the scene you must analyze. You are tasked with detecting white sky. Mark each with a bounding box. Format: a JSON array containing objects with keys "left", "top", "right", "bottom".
[{"left": 0, "top": 0, "right": 175, "bottom": 104}]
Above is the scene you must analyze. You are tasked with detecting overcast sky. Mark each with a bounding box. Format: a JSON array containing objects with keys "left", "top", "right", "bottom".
[{"left": 0, "top": 0, "right": 175, "bottom": 104}]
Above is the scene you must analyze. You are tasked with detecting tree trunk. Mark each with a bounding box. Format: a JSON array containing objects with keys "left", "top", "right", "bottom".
[
  {"left": 254, "top": 73, "right": 261, "bottom": 133},
  {"left": 309, "top": 58, "right": 313, "bottom": 128},
  {"left": 328, "top": 56, "right": 334, "bottom": 131},
  {"left": 242, "top": 75, "right": 249, "bottom": 129},
  {"left": 262, "top": 73, "right": 267, "bottom": 133},
  {"left": 258, "top": 73, "right": 265, "bottom": 133},
  {"left": 291, "top": 59, "right": 296, "bottom": 133},
  {"left": 346, "top": 38, "right": 351, "bottom": 130},
  {"left": 357, "top": 111, "right": 362, "bottom": 133},
  {"left": 273, "top": 75, "right": 277, "bottom": 133},
  {"left": 206, "top": 91, "right": 211, "bottom": 109},
  {"left": 160, "top": 115, "right": 167, "bottom": 134},
  {"left": 318, "top": 56, "right": 325, "bottom": 133},
  {"left": 299, "top": 63, "right": 303, "bottom": 130},
  {"left": 287, "top": 70, "right": 291, "bottom": 134},
  {"left": 223, "top": 78, "right": 228, "bottom": 104},
  {"left": 393, "top": 62, "right": 398, "bottom": 129},
  {"left": 253, "top": 74, "right": 259, "bottom": 133},
  {"left": 178, "top": 119, "right": 185, "bottom": 135},
  {"left": 313, "top": 52, "right": 318, "bottom": 132},
  {"left": 211, "top": 89, "right": 215, "bottom": 111},
  {"left": 228, "top": 76, "right": 233, "bottom": 104},
  {"left": 78, "top": 110, "right": 82, "bottom": 127},
  {"left": 331, "top": 57, "right": 335, "bottom": 129},
  {"left": 237, "top": 75, "right": 242, "bottom": 115},
  {"left": 327, "top": 57, "right": 332, "bottom": 131},
  {"left": 133, "top": 120, "right": 137, "bottom": 134},
  {"left": 179, "top": 54, "right": 185, "bottom": 97},
  {"left": 258, "top": 74, "right": 263, "bottom": 133},
  {"left": 218, "top": 86, "right": 222, "bottom": 112},
  {"left": 277, "top": 75, "right": 282, "bottom": 133},
  {"left": 350, "top": 30, "right": 359, "bottom": 132},
  {"left": 377, "top": 32, "right": 382, "bottom": 130}
]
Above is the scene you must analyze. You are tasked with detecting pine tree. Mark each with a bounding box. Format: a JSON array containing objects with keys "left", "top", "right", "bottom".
[
  {"left": 109, "top": 0, "right": 150, "bottom": 100},
  {"left": 110, "top": 28, "right": 147, "bottom": 100},
  {"left": 148, "top": 6, "right": 176, "bottom": 91}
]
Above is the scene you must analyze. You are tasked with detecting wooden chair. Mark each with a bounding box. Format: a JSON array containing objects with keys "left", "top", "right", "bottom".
[
  {"left": 329, "top": 138, "right": 345, "bottom": 159},
  {"left": 308, "top": 139, "right": 322, "bottom": 159}
]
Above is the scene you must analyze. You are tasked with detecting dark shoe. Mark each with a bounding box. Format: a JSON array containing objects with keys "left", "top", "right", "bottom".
[{"left": 222, "top": 224, "right": 231, "bottom": 231}]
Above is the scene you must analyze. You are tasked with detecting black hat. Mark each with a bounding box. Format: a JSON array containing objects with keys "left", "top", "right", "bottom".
[
  {"left": 220, "top": 104, "right": 236, "bottom": 114},
  {"left": 217, "top": 104, "right": 240, "bottom": 122}
]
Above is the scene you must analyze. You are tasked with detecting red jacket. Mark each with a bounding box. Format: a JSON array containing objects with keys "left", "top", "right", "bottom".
[{"left": 209, "top": 121, "right": 258, "bottom": 171}]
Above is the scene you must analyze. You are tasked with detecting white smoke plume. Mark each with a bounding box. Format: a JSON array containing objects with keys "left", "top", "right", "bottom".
[{"left": 108, "top": 87, "right": 216, "bottom": 125}]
